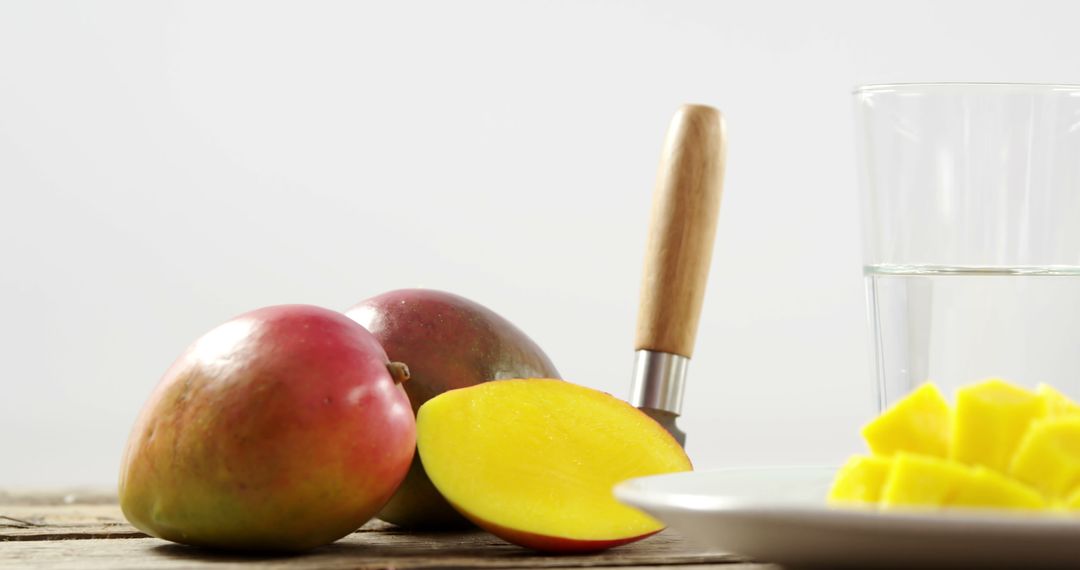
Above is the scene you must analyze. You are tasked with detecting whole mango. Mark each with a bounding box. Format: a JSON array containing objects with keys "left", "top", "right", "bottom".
[
  {"left": 119, "top": 305, "right": 415, "bottom": 551},
  {"left": 346, "top": 289, "right": 560, "bottom": 528}
]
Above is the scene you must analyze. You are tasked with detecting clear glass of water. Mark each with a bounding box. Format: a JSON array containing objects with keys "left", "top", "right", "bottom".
[{"left": 855, "top": 83, "right": 1080, "bottom": 409}]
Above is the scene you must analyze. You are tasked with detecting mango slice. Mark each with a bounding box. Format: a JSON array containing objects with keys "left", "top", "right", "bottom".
[
  {"left": 1037, "top": 384, "right": 1080, "bottom": 418},
  {"left": 416, "top": 378, "right": 692, "bottom": 552},
  {"left": 880, "top": 453, "right": 971, "bottom": 508},
  {"left": 951, "top": 379, "right": 1045, "bottom": 471},
  {"left": 861, "top": 383, "right": 950, "bottom": 458},
  {"left": 1010, "top": 417, "right": 1080, "bottom": 501},
  {"left": 827, "top": 455, "right": 892, "bottom": 504}
]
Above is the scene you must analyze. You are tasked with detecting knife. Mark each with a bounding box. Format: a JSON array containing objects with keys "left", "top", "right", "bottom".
[{"left": 629, "top": 104, "right": 726, "bottom": 447}]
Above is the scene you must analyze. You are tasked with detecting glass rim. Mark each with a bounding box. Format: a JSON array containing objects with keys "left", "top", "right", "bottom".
[{"left": 853, "top": 82, "right": 1080, "bottom": 94}]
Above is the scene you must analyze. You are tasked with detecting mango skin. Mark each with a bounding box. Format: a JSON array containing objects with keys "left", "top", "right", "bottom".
[
  {"left": 447, "top": 500, "right": 661, "bottom": 553},
  {"left": 119, "top": 305, "right": 416, "bottom": 551},
  {"left": 346, "top": 289, "right": 560, "bottom": 529}
]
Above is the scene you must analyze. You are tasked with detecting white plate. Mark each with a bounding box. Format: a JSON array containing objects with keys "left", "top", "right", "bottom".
[{"left": 614, "top": 467, "right": 1080, "bottom": 568}]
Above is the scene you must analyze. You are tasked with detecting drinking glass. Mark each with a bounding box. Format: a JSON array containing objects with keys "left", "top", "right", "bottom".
[{"left": 854, "top": 83, "right": 1080, "bottom": 408}]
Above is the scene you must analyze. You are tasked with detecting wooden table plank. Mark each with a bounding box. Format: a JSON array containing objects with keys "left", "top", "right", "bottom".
[
  {"left": 1, "top": 492, "right": 767, "bottom": 570},
  {"left": 1, "top": 534, "right": 769, "bottom": 570},
  {"left": 1, "top": 504, "right": 145, "bottom": 541}
]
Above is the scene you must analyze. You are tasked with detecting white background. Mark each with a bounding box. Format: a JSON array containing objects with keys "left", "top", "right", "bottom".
[{"left": 3, "top": 0, "right": 1079, "bottom": 487}]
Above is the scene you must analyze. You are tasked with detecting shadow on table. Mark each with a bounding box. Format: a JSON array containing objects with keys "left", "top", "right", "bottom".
[
  {"left": 148, "top": 528, "right": 686, "bottom": 566},
  {"left": 150, "top": 544, "right": 306, "bottom": 563},
  {"left": 149, "top": 529, "right": 535, "bottom": 565}
]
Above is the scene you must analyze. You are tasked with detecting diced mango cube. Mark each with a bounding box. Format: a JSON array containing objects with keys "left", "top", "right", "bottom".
[
  {"left": 1037, "top": 384, "right": 1080, "bottom": 418},
  {"left": 861, "top": 383, "right": 950, "bottom": 458},
  {"left": 1063, "top": 485, "right": 1080, "bottom": 510},
  {"left": 951, "top": 379, "right": 1044, "bottom": 471},
  {"left": 827, "top": 455, "right": 893, "bottom": 504},
  {"left": 831, "top": 380, "right": 1080, "bottom": 514},
  {"left": 878, "top": 452, "right": 1045, "bottom": 511},
  {"left": 950, "top": 466, "right": 1045, "bottom": 510},
  {"left": 1010, "top": 416, "right": 1080, "bottom": 500},
  {"left": 881, "top": 452, "right": 972, "bottom": 509}
]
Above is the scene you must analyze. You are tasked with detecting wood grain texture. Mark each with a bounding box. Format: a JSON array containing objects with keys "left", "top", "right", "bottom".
[
  {"left": 0, "top": 491, "right": 142, "bottom": 541},
  {"left": 0, "top": 494, "right": 760, "bottom": 569},
  {"left": 634, "top": 105, "right": 726, "bottom": 357},
  {"left": 0, "top": 533, "right": 755, "bottom": 570}
]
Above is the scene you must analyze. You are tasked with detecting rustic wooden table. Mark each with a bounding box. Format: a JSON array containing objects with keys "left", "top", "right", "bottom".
[{"left": 0, "top": 491, "right": 779, "bottom": 570}]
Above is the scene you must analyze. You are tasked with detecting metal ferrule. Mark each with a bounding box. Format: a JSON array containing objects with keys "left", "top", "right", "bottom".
[{"left": 629, "top": 350, "right": 689, "bottom": 415}]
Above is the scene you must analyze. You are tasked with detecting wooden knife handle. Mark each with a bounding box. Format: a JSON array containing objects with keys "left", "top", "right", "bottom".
[{"left": 634, "top": 105, "right": 726, "bottom": 358}]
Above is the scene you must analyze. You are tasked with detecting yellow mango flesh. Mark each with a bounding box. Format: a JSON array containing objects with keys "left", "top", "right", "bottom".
[
  {"left": 416, "top": 378, "right": 692, "bottom": 548},
  {"left": 833, "top": 379, "right": 1080, "bottom": 513},
  {"left": 881, "top": 453, "right": 971, "bottom": 508},
  {"left": 1037, "top": 384, "right": 1080, "bottom": 418},
  {"left": 862, "top": 383, "right": 950, "bottom": 458},
  {"left": 1010, "top": 417, "right": 1080, "bottom": 500},
  {"left": 950, "top": 467, "right": 1044, "bottom": 510},
  {"left": 827, "top": 455, "right": 892, "bottom": 504},
  {"left": 879, "top": 453, "right": 1043, "bottom": 510},
  {"left": 1064, "top": 486, "right": 1080, "bottom": 510},
  {"left": 951, "top": 379, "right": 1045, "bottom": 471}
]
